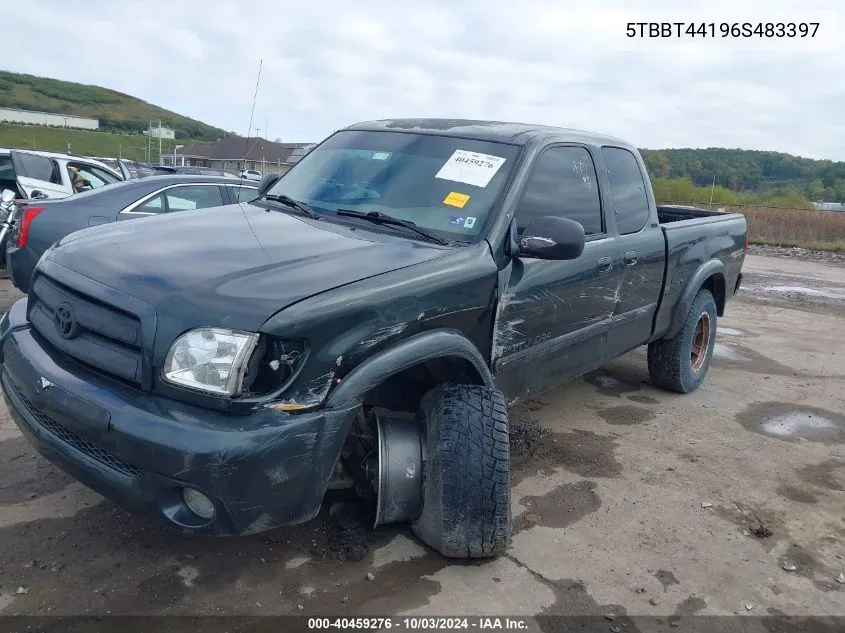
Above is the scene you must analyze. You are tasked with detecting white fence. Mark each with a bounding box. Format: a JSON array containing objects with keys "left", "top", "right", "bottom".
[{"left": 0, "top": 107, "right": 99, "bottom": 130}]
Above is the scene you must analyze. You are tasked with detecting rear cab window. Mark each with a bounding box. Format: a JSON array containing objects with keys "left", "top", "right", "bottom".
[{"left": 601, "top": 147, "right": 651, "bottom": 235}]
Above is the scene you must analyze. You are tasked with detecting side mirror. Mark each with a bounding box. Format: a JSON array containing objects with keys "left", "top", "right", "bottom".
[
  {"left": 517, "top": 215, "right": 585, "bottom": 260},
  {"left": 257, "top": 173, "right": 282, "bottom": 197},
  {"left": 0, "top": 189, "right": 14, "bottom": 205}
]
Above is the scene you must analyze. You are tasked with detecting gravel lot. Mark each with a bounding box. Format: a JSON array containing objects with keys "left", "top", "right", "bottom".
[{"left": 0, "top": 253, "right": 842, "bottom": 627}]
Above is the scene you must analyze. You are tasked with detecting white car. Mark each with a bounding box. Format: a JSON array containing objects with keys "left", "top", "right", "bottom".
[
  {"left": 0, "top": 148, "right": 125, "bottom": 200},
  {"left": 239, "top": 169, "right": 262, "bottom": 181}
]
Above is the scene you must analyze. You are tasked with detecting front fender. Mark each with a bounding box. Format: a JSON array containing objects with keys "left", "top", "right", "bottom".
[
  {"left": 663, "top": 259, "right": 726, "bottom": 340},
  {"left": 326, "top": 329, "right": 494, "bottom": 409}
]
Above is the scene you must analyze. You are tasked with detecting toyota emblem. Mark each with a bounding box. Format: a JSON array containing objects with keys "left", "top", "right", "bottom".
[{"left": 54, "top": 302, "right": 79, "bottom": 339}]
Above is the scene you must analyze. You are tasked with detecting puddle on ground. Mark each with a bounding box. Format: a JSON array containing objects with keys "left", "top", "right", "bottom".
[
  {"left": 536, "top": 578, "right": 633, "bottom": 627},
  {"left": 583, "top": 367, "right": 644, "bottom": 397},
  {"left": 597, "top": 405, "right": 656, "bottom": 426},
  {"left": 736, "top": 402, "right": 845, "bottom": 444},
  {"left": 776, "top": 485, "right": 818, "bottom": 504},
  {"left": 628, "top": 394, "right": 660, "bottom": 405},
  {"left": 514, "top": 481, "right": 601, "bottom": 532},
  {"left": 713, "top": 342, "right": 746, "bottom": 361},
  {"left": 654, "top": 569, "right": 680, "bottom": 590},
  {"left": 797, "top": 460, "right": 845, "bottom": 492}
]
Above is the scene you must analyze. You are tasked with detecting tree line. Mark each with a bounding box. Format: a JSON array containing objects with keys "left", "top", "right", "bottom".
[{"left": 640, "top": 148, "right": 845, "bottom": 204}]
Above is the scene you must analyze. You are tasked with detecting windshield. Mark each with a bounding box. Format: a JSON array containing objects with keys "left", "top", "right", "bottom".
[{"left": 264, "top": 130, "right": 520, "bottom": 239}]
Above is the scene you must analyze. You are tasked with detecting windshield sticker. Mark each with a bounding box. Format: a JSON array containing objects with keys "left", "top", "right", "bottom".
[
  {"left": 443, "top": 191, "right": 470, "bottom": 208},
  {"left": 463, "top": 216, "right": 477, "bottom": 228},
  {"left": 371, "top": 152, "right": 391, "bottom": 160},
  {"left": 448, "top": 215, "right": 468, "bottom": 226},
  {"left": 435, "top": 150, "right": 507, "bottom": 188}
]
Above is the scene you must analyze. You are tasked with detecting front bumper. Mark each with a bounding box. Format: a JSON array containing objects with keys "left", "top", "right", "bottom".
[{"left": 0, "top": 298, "right": 358, "bottom": 535}]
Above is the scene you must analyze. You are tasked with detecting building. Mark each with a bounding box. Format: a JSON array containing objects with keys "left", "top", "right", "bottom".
[
  {"left": 161, "top": 137, "right": 313, "bottom": 174},
  {"left": 813, "top": 201, "right": 844, "bottom": 212},
  {"left": 147, "top": 125, "right": 176, "bottom": 139},
  {"left": 0, "top": 107, "right": 99, "bottom": 130}
]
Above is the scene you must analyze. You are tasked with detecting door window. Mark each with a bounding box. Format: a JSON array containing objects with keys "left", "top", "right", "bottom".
[
  {"left": 601, "top": 147, "right": 650, "bottom": 235},
  {"left": 228, "top": 185, "right": 258, "bottom": 202},
  {"left": 67, "top": 163, "right": 121, "bottom": 192},
  {"left": 17, "top": 153, "right": 62, "bottom": 184},
  {"left": 516, "top": 146, "right": 603, "bottom": 236},
  {"left": 135, "top": 193, "right": 165, "bottom": 213},
  {"left": 165, "top": 185, "right": 226, "bottom": 212}
]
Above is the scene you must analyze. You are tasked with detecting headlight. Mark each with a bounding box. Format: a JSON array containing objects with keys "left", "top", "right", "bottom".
[{"left": 163, "top": 328, "right": 259, "bottom": 396}]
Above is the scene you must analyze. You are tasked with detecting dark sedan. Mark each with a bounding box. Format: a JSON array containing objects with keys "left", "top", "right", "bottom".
[{"left": 5, "top": 175, "right": 259, "bottom": 293}]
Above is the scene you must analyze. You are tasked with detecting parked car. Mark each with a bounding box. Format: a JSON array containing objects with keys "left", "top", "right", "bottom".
[
  {"left": 0, "top": 149, "right": 124, "bottom": 200},
  {"left": 4, "top": 175, "right": 259, "bottom": 293},
  {"left": 240, "top": 169, "right": 262, "bottom": 181},
  {"left": 0, "top": 118, "right": 747, "bottom": 559},
  {"left": 152, "top": 165, "right": 239, "bottom": 178}
]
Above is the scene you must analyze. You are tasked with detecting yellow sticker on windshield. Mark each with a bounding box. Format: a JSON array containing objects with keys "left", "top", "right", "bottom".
[{"left": 443, "top": 192, "right": 470, "bottom": 208}]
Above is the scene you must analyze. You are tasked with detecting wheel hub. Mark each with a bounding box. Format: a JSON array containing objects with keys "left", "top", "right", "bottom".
[
  {"left": 371, "top": 411, "right": 424, "bottom": 528},
  {"left": 690, "top": 312, "right": 711, "bottom": 372}
]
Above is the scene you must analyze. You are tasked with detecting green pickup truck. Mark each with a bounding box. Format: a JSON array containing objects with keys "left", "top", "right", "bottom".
[{"left": 0, "top": 118, "right": 747, "bottom": 558}]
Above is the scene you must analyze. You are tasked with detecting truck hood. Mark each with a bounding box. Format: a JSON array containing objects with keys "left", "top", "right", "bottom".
[{"left": 46, "top": 203, "right": 453, "bottom": 331}]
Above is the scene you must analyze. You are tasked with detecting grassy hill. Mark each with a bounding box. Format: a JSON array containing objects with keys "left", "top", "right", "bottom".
[
  {"left": 0, "top": 123, "right": 201, "bottom": 162},
  {"left": 0, "top": 70, "right": 230, "bottom": 141}
]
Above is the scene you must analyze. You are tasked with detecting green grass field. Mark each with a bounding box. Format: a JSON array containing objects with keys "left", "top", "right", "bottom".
[{"left": 0, "top": 123, "right": 204, "bottom": 162}]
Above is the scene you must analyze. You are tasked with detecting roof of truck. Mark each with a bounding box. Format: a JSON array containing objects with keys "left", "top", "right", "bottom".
[{"left": 344, "top": 118, "right": 631, "bottom": 147}]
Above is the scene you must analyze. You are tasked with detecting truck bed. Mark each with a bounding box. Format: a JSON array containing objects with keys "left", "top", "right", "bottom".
[{"left": 657, "top": 204, "right": 726, "bottom": 224}]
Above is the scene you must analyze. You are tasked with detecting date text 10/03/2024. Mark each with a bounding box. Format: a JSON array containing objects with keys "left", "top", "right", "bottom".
[
  {"left": 307, "top": 617, "right": 529, "bottom": 630},
  {"left": 626, "top": 22, "right": 819, "bottom": 38}
]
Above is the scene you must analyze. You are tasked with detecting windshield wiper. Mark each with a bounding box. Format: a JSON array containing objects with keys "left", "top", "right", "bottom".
[
  {"left": 262, "top": 194, "right": 321, "bottom": 219},
  {"left": 336, "top": 209, "right": 450, "bottom": 245}
]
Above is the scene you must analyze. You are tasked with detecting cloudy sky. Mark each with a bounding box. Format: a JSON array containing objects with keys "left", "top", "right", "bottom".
[{"left": 6, "top": 0, "right": 844, "bottom": 159}]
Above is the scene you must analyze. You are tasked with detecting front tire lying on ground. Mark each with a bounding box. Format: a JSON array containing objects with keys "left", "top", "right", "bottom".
[
  {"left": 411, "top": 384, "right": 512, "bottom": 558},
  {"left": 648, "top": 288, "right": 718, "bottom": 394}
]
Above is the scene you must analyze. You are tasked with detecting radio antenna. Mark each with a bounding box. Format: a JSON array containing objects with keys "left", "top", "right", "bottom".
[{"left": 242, "top": 58, "right": 263, "bottom": 167}]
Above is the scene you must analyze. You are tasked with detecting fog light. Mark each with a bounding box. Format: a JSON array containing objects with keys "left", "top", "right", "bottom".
[{"left": 182, "top": 487, "right": 216, "bottom": 519}]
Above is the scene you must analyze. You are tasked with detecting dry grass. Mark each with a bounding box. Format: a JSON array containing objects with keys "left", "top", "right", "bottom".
[
  {"left": 730, "top": 205, "right": 845, "bottom": 252},
  {"left": 665, "top": 201, "right": 845, "bottom": 252}
]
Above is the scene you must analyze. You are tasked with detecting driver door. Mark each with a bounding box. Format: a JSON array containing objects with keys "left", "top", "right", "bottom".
[{"left": 492, "top": 144, "right": 622, "bottom": 403}]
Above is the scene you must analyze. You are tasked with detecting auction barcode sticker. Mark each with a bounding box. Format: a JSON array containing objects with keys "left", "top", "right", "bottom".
[{"left": 435, "top": 150, "right": 507, "bottom": 188}]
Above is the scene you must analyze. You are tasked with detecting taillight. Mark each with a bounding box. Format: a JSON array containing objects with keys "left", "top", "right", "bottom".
[{"left": 15, "top": 207, "right": 44, "bottom": 248}]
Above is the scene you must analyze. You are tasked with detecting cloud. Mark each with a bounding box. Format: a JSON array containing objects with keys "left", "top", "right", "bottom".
[{"left": 5, "top": 0, "right": 844, "bottom": 159}]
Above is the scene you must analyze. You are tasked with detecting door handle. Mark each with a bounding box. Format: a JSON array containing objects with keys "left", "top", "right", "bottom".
[
  {"left": 597, "top": 256, "right": 613, "bottom": 273},
  {"left": 624, "top": 250, "right": 638, "bottom": 266}
]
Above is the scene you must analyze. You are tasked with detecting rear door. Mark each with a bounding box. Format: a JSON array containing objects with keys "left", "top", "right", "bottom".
[
  {"left": 602, "top": 146, "right": 667, "bottom": 358},
  {"left": 10, "top": 150, "right": 70, "bottom": 198}
]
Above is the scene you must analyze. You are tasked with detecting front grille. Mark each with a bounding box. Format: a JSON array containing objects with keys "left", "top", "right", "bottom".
[
  {"left": 28, "top": 274, "right": 144, "bottom": 386},
  {"left": 6, "top": 377, "right": 141, "bottom": 478}
]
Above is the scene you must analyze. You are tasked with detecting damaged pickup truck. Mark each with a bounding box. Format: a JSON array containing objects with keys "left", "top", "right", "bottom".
[{"left": 0, "top": 119, "right": 747, "bottom": 558}]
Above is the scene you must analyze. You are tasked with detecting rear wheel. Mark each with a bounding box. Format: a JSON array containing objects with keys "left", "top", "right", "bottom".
[
  {"left": 411, "top": 384, "right": 512, "bottom": 558},
  {"left": 648, "top": 288, "right": 718, "bottom": 394}
]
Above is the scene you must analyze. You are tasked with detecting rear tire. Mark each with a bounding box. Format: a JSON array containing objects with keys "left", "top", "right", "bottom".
[
  {"left": 648, "top": 288, "right": 718, "bottom": 394},
  {"left": 411, "top": 384, "right": 511, "bottom": 558}
]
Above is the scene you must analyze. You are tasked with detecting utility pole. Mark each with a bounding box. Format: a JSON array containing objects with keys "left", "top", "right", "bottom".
[
  {"left": 158, "top": 120, "right": 162, "bottom": 163},
  {"left": 708, "top": 175, "right": 716, "bottom": 208}
]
